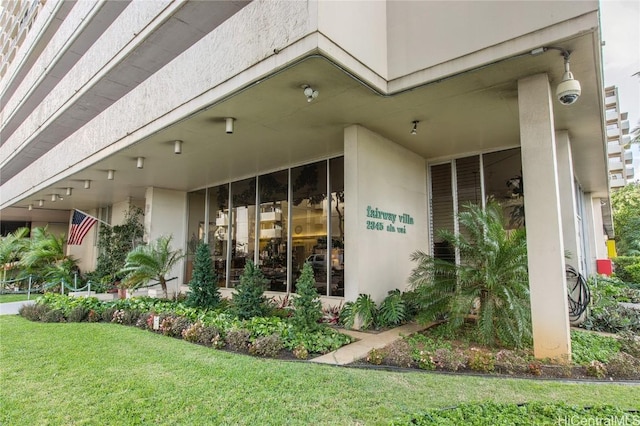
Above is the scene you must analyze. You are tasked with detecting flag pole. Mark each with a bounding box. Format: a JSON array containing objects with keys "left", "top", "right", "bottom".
[{"left": 74, "top": 209, "right": 111, "bottom": 227}]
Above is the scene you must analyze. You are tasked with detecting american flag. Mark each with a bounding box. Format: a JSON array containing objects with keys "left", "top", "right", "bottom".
[{"left": 68, "top": 210, "right": 98, "bottom": 245}]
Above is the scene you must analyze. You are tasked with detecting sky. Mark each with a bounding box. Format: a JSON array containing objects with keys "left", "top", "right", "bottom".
[{"left": 600, "top": 0, "right": 640, "bottom": 180}]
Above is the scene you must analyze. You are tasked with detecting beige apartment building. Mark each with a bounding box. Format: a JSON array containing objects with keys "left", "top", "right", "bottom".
[{"left": 1, "top": 0, "right": 614, "bottom": 359}]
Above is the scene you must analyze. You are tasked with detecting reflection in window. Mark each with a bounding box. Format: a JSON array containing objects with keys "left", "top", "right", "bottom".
[
  {"left": 209, "top": 184, "right": 229, "bottom": 287},
  {"left": 186, "top": 190, "right": 206, "bottom": 283},
  {"left": 430, "top": 163, "right": 455, "bottom": 262},
  {"left": 483, "top": 148, "right": 524, "bottom": 229},
  {"left": 230, "top": 178, "right": 256, "bottom": 287},
  {"left": 329, "top": 157, "right": 345, "bottom": 297},
  {"left": 258, "top": 170, "right": 288, "bottom": 291},
  {"left": 291, "top": 161, "right": 328, "bottom": 294}
]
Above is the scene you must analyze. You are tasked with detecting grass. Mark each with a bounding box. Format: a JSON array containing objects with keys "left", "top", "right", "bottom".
[
  {"left": 1, "top": 316, "right": 638, "bottom": 426},
  {"left": 0, "top": 293, "right": 38, "bottom": 303}
]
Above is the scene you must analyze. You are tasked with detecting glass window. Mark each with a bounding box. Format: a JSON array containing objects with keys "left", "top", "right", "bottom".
[
  {"left": 230, "top": 178, "right": 256, "bottom": 287},
  {"left": 291, "top": 161, "right": 328, "bottom": 294},
  {"left": 430, "top": 163, "right": 455, "bottom": 261},
  {"left": 329, "top": 157, "right": 345, "bottom": 297},
  {"left": 456, "top": 156, "right": 481, "bottom": 242},
  {"left": 483, "top": 148, "right": 523, "bottom": 229},
  {"left": 186, "top": 190, "right": 206, "bottom": 283},
  {"left": 208, "top": 185, "right": 229, "bottom": 287},
  {"left": 258, "top": 170, "right": 288, "bottom": 291}
]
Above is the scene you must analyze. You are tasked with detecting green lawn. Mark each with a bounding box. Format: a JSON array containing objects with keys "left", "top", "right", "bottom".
[
  {"left": 0, "top": 293, "right": 38, "bottom": 303},
  {"left": 1, "top": 316, "right": 637, "bottom": 425}
]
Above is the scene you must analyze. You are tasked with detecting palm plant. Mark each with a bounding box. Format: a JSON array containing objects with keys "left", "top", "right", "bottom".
[
  {"left": 0, "top": 227, "right": 30, "bottom": 284},
  {"left": 119, "top": 235, "right": 184, "bottom": 299},
  {"left": 409, "top": 201, "right": 531, "bottom": 348},
  {"left": 18, "top": 227, "right": 78, "bottom": 290}
]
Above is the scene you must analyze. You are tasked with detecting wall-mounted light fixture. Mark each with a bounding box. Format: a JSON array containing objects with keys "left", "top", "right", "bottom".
[
  {"left": 136, "top": 157, "right": 145, "bottom": 169},
  {"left": 174, "top": 140, "right": 183, "bottom": 154},
  {"left": 28, "top": 204, "right": 33, "bottom": 211},
  {"left": 531, "top": 46, "right": 581, "bottom": 106},
  {"left": 84, "top": 180, "right": 91, "bottom": 189},
  {"left": 302, "top": 85, "right": 319, "bottom": 102},
  {"left": 411, "top": 121, "right": 419, "bottom": 135},
  {"left": 107, "top": 169, "right": 115, "bottom": 180},
  {"left": 66, "top": 187, "right": 73, "bottom": 196},
  {"left": 225, "top": 118, "right": 235, "bottom": 134},
  {"left": 38, "top": 200, "right": 44, "bottom": 207},
  {"left": 51, "top": 194, "right": 59, "bottom": 202}
]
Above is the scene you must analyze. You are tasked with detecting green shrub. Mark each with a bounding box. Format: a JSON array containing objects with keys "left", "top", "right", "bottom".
[
  {"left": 606, "top": 352, "right": 640, "bottom": 379},
  {"left": 102, "top": 307, "right": 117, "bottom": 322},
  {"left": 619, "top": 331, "right": 640, "bottom": 358},
  {"left": 495, "top": 349, "right": 529, "bottom": 375},
  {"left": 366, "top": 348, "right": 384, "bottom": 365},
  {"left": 583, "top": 304, "right": 640, "bottom": 334},
  {"left": 467, "top": 348, "right": 495, "bottom": 373},
  {"left": 201, "top": 326, "right": 224, "bottom": 348},
  {"left": 67, "top": 306, "right": 89, "bottom": 322},
  {"left": 182, "top": 321, "right": 206, "bottom": 343},
  {"left": 395, "top": 402, "right": 640, "bottom": 426},
  {"left": 613, "top": 256, "right": 640, "bottom": 285},
  {"left": 186, "top": 242, "right": 221, "bottom": 309},
  {"left": 586, "top": 360, "right": 607, "bottom": 379},
  {"left": 285, "top": 328, "right": 352, "bottom": 354},
  {"left": 170, "top": 316, "right": 191, "bottom": 337},
  {"left": 226, "top": 329, "right": 251, "bottom": 352},
  {"left": 230, "top": 260, "right": 268, "bottom": 320},
  {"left": 571, "top": 330, "right": 621, "bottom": 365},
  {"left": 292, "top": 345, "right": 308, "bottom": 360},
  {"left": 377, "top": 289, "right": 407, "bottom": 328},
  {"left": 290, "top": 262, "right": 322, "bottom": 331},
  {"left": 18, "top": 304, "right": 50, "bottom": 321},
  {"left": 248, "top": 334, "right": 283, "bottom": 357},
  {"left": 42, "top": 309, "right": 65, "bottom": 323},
  {"left": 341, "top": 294, "right": 377, "bottom": 330},
  {"left": 432, "top": 348, "right": 467, "bottom": 371},
  {"left": 382, "top": 339, "right": 413, "bottom": 368}
]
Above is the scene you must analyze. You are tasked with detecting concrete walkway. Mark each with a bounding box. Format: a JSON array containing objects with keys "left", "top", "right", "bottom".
[
  {"left": 310, "top": 322, "right": 428, "bottom": 366},
  {"left": 0, "top": 300, "right": 35, "bottom": 315}
]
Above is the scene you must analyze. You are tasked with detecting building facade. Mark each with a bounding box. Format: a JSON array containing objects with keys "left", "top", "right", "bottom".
[
  {"left": 605, "top": 86, "right": 635, "bottom": 189},
  {"left": 1, "top": 0, "right": 613, "bottom": 359}
]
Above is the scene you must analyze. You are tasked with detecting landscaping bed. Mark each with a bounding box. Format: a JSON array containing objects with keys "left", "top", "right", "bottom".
[{"left": 359, "top": 321, "right": 640, "bottom": 381}]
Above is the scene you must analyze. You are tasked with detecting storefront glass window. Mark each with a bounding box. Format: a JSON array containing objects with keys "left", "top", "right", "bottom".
[
  {"left": 208, "top": 184, "right": 229, "bottom": 287},
  {"left": 329, "top": 157, "right": 345, "bottom": 297},
  {"left": 230, "top": 178, "right": 256, "bottom": 287},
  {"left": 258, "top": 170, "right": 288, "bottom": 291},
  {"left": 291, "top": 161, "right": 328, "bottom": 294}
]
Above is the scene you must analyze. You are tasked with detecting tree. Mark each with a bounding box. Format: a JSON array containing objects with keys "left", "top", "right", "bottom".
[
  {"left": 186, "top": 242, "right": 221, "bottom": 308},
  {"left": 611, "top": 182, "right": 640, "bottom": 256},
  {"left": 231, "top": 260, "right": 268, "bottom": 320},
  {"left": 19, "top": 227, "right": 78, "bottom": 289},
  {"left": 0, "top": 227, "right": 30, "bottom": 283},
  {"left": 119, "top": 235, "right": 184, "bottom": 299},
  {"left": 291, "top": 262, "right": 323, "bottom": 331},
  {"left": 409, "top": 201, "right": 531, "bottom": 348}
]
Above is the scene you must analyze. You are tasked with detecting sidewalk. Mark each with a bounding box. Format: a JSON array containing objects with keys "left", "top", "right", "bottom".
[
  {"left": 0, "top": 300, "right": 35, "bottom": 315},
  {"left": 310, "top": 322, "right": 428, "bottom": 366}
]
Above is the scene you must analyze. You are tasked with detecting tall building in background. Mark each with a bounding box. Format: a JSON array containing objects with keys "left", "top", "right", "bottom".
[{"left": 605, "top": 86, "right": 635, "bottom": 189}]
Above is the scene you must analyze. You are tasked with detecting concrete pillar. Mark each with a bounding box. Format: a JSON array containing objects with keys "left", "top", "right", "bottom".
[
  {"left": 518, "top": 74, "right": 571, "bottom": 361},
  {"left": 145, "top": 187, "right": 188, "bottom": 292}
]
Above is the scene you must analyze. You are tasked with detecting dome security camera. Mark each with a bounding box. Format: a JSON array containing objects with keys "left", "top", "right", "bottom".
[{"left": 556, "top": 68, "right": 581, "bottom": 105}]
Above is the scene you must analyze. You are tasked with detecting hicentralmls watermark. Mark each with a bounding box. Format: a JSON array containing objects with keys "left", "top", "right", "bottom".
[{"left": 557, "top": 415, "right": 640, "bottom": 426}]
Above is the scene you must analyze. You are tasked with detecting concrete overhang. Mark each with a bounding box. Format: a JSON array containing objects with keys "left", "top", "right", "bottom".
[{"left": 2, "top": 29, "right": 608, "bottom": 223}]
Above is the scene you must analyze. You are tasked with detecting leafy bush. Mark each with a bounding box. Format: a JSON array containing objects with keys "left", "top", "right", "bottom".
[
  {"left": 467, "top": 348, "right": 495, "bottom": 373},
  {"left": 292, "top": 345, "right": 309, "bottom": 360},
  {"left": 285, "top": 328, "right": 352, "bottom": 354},
  {"left": 618, "top": 331, "right": 640, "bottom": 358},
  {"left": 495, "top": 349, "right": 529, "bottom": 375},
  {"left": 182, "top": 321, "right": 206, "bottom": 343},
  {"left": 290, "top": 263, "right": 322, "bottom": 331},
  {"left": 226, "top": 329, "right": 251, "bottom": 352},
  {"left": 321, "top": 303, "right": 342, "bottom": 325},
  {"left": 170, "top": 316, "right": 191, "bottom": 337},
  {"left": 432, "top": 348, "right": 467, "bottom": 371},
  {"left": 583, "top": 304, "right": 640, "bottom": 334},
  {"left": 19, "top": 303, "right": 50, "bottom": 321},
  {"left": 377, "top": 289, "right": 407, "bottom": 328},
  {"left": 382, "top": 339, "right": 413, "bottom": 368},
  {"left": 42, "top": 309, "right": 65, "bottom": 323},
  {"left": 186, "top": 242, "right": 221, "bottom": 309},
  {"left": 395, "top": 402, "right": 640, "bottom": 426},
  {"left": 101, "top": 307, "right": 117, "bottom": 323},
  {"left": 409, "top": 201, "right": 531, "bottom": 349},
  {"left": 366, "top": 349, "right": 384, "bottom": 365},
  {"left": 67, "top": 306, "right": 89, "bottom": 322},
  {"left": 570, "top": 330, "right": 620, "bottom": 365},
  {"left": 613, "top": 256, "right": 640, "bottom": 286},
  {"left": 605, "top": 352, "right": 640, "bottom": 379},
  {"left": 230, "top": 260, "right": 268, "bottom": 320},
  {"left": 586, "top": 360, "right": 607, "bottom": 379},
  {"left": 248, "top": 334, "right": 283, "bottom": 357},
  {"left": 341, "top": 294, "right": 377, "bottom": 330}
]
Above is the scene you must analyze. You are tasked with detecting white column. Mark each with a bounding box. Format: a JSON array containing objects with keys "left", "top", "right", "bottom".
[
  {"left": 518, "top": 74, "right": 571, "bottom": 361},
  {"left": 555, "top": 131, "right": 580, "bottom": 270}
]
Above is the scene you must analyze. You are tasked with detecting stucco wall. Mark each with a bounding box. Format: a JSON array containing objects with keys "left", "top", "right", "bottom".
[
  {"left": 344, "top": 125, "right": 428, "bottom": 303},
  {"left": 387, "top": 0, "right": 598, "bottom": 80}
]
